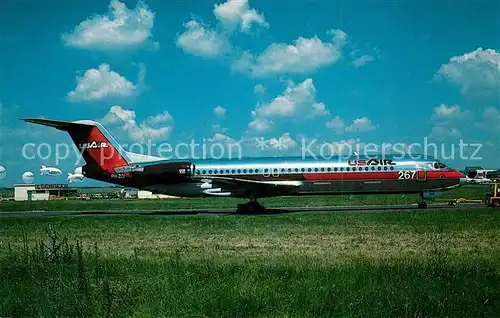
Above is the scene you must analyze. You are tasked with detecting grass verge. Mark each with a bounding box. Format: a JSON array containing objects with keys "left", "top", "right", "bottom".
[{"left": 1, "top": 208, "right": 500, "bottom": 316}]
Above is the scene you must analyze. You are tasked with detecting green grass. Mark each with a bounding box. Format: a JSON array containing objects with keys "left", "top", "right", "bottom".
[
  {"left": 0, "top": 184, "right": 490, "bottom": 212},
  {"left": 1, "top": 208, "right": 500, "bottom": 316}
]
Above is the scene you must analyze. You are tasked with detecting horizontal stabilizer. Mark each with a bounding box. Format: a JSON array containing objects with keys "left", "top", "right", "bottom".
[{"left": 21, "top": 118, "right": 95, "bottom": 131}]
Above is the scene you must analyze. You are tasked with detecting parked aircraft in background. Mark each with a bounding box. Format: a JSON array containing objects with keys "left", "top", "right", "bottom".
[
  {"left": 23, "top": 118, "right": 465, "bottom": 212},
  {"left": 67, "top": 167, "right": 85, "bottom": 183},
  {"left": 40, "top": 165, "right": 62, "bottom": 176}
]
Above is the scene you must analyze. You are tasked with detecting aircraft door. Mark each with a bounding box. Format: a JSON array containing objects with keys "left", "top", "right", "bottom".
[{"left": 417, "top": 163, "right": 428, "bottom": 181}]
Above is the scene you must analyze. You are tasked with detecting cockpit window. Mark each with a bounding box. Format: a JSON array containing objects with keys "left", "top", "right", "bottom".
[{"left": 433, "top": 162, "right": 447, "bottom": 169}]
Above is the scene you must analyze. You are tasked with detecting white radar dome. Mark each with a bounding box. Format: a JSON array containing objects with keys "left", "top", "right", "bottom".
[
  {"left": 0, "top": 166, "right": 6, "bottom": 180},
  {"left": 22, "top": 171, "right": 35, "bottom": 184}
]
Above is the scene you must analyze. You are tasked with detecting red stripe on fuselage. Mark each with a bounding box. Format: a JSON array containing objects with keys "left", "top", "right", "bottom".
[
  {"left": 303, "top": 170, "right": 463, "bottom": 181},
  {"left": 304, "top": 172, "right": 397, "bottom": 181}
]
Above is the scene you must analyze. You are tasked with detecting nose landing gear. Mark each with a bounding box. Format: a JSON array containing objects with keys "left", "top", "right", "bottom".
[{"left": 418, "top": 193, "right": 428, "bottom": 209}]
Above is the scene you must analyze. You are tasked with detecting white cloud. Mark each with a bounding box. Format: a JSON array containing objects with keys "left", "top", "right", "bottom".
[
  {"left": 312, "top": 102, "right": 330, "bottom": 116},
  {"left": 346, "top": 117, "right": 375, "bottom": 132},
  {"left": 326, "top": 116, "right": 346, "bottom": 133},
  {"left": 431, "top": 104, "right": 470, "bottom": 121},
  {"left": 213, "top": 105, "right": 227, "bottom": 118},
  {"left": 269, "top": 133, "right": 297, "bottom": 150},
  {"left": 326, "top": 116, "right": 375, "bottom": 133},
  {"left": 102, "top": 105, "right": 173, "bottom": 143},
  {"left": 248, "top": 116, "right": 273, "bottom": 132},
  {"left": 248, "top": 79, "right": 329, "bottom": 132},
  {"left": 176, "top": 20, "right": 230, "bottom": 58},
  {"left": 62, "top": 0, "right": 157, "bottom": 51},
  {"left": 436, "top": 48, "right": 500, "bottom": 97},
  {"left": 233, "top": 29, "right": 348, "bottom": 77},
  {"left": 67, "top": 64, "right": 145, "bottom": 102},
  {"left": 146, "top": 110, "right": 173, "bottom": 124},
  {"left": 254, "top": 84, "right": 266, "bottom": 94},
  {"left": 213, "top": 0, "right": 269, "bottom": 33},
  {"left": 429, "top": 104, "right": 471, "bottom": 139},
  {"left": 254, "top": 79, "right": 329, "bottom": 118},
  {"left": 208, "top": 132, "right": 234, "bottom": 143},
  {"left": 351, "top": 55, "right": 375, "bottom": 68}
]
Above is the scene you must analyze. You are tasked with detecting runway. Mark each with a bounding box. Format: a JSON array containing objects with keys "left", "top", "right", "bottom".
[{"left": 0, "top": 203, "right": 486, "bottom": 217}]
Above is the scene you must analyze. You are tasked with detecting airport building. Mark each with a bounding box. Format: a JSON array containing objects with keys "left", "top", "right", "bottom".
[
  {"left": 121, "top": 188, "right": 179, "bottom": 199},
  {"left": 14, "top": 184, "right": 78, "bottom": 201}
]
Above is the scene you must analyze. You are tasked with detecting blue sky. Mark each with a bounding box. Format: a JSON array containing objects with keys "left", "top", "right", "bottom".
[{"left": 0, "top": 0, "right": 499, "bottom": 186}]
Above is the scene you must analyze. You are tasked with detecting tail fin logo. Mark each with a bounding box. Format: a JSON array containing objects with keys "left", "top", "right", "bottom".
[{"left": 79, "top": 141, "right": 109, "bottom": 150}]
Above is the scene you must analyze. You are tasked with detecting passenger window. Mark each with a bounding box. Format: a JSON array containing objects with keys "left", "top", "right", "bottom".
[
  {"left": 327, "top": 167, "right": 331, "bottom": 172},
  {"left": 334, "top": 168, "right": 338, "bottom": 172}
]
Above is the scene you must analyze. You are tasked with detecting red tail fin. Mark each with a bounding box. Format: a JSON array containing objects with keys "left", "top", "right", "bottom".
[{"left": 22, "top": 118, "right": 131, "bottom": 173}]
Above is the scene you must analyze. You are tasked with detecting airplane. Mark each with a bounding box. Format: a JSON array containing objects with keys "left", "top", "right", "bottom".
[
  {"left": 67, "top": 167, "right": 85, "bottom": 183},
  {"left": 40, "top": 165, "right": 62, "bottom": 176},
  {"left": 22, "top": 118, "right": 466, "bottom": 212}
]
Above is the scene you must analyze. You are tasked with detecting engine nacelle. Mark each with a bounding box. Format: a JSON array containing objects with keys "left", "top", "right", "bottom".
[{"left": 139, "top": 162, "right": 194, "bottom": 180}]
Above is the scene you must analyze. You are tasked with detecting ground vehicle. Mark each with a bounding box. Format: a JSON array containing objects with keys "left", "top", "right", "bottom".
[{"left": 485, "top": 183, "right": 500, "bottom": 207}]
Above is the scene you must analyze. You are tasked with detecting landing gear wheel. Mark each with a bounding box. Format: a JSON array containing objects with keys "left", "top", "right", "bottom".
[
  {"left": 236, "top": 200, "right": 266, "bottom": 213},
  {"left": 418, "top": 201, "right": 428, "bottom": 209}
]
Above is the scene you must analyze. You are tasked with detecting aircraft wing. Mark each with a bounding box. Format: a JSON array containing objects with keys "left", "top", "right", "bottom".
[{"left": 195, "top": 176, "right": 302, "bottom": 197}]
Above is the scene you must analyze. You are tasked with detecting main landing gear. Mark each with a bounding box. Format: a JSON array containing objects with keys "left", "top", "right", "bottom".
[
  {"left": 236, "top": 198, "right": 266, "bottom": 213},
  {"left": 418, "top": 193, "right": 428, "bottom": 209}
]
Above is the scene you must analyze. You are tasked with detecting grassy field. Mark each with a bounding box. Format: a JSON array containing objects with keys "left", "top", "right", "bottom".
[
  {"left": 0, "top": 184, "right": 490, "bottom": 212},
  {"left": 1, "top": 208, "right": 500, "bottom": 316}
]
